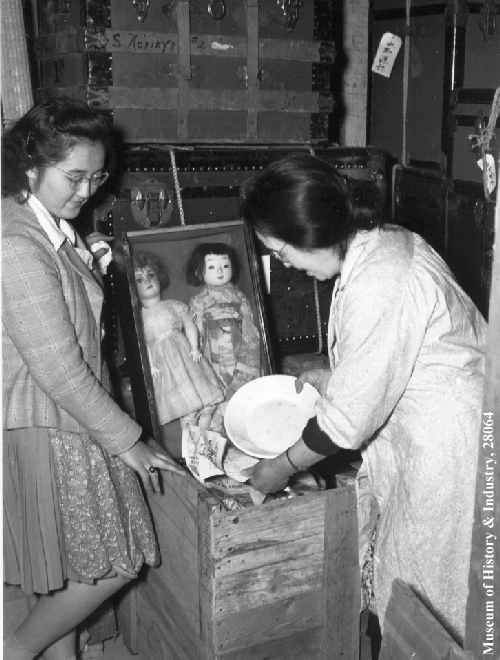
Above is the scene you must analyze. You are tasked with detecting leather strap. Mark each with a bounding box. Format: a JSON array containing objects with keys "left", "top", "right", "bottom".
[
  {"left": 177, "top": 0, "right": 192, "bottom": 139},
  {"left": 246, "top": 0, "right": 259, "bottom": 140}
]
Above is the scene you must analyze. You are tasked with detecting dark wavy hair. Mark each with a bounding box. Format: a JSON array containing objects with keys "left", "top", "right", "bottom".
[
  {"left": 186, "top": 242, "right": 240, "bottom": 286},
  {"left": 132, "top": 252, "right": 170, "bottom": 290},
  {"left": 1, "top": 96, "right": 111, "bottom": 203},
  {"left": 239, "top": 154, "right": 383, "bottom": 258}
]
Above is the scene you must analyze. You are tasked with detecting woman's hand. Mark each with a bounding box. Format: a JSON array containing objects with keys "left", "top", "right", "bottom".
[
  {"left": 240, "top": 454, "right": 295, "bottom": 494},
  {"left": 189, "top": 347, "right": 202, "bottom": 362},
  {"left": 295, "top": 368, "right": 332, "bottom": 396},
  {"left": 84, "top": 232, "right": 113, "bottom": 261},
  {"left": 119, "top": 439, "right": 185, "bottom": 492}
]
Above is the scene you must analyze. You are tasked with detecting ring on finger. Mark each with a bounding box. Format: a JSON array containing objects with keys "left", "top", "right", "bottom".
[{"left": 149, "top": 466, "right": 157, "bottom": 473}]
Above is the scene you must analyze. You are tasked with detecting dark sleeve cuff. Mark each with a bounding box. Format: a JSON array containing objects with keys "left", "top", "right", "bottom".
[{"left": 302, "top": 416, "right": 342, "bottom": 456}]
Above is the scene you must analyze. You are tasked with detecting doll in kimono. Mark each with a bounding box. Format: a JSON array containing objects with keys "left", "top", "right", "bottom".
[
  {"left": 186, "top": 243, "right": 262, "bottom": 412},
  {"left": 133, "top": 252, "right": 223, "bottom": 428}
]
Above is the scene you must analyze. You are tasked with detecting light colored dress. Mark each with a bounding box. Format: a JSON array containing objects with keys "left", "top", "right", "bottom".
[
  {"left": 315, "top": 225, "right": 487, "bottom": 644},
  {"left": 188, "top": 283, "right": 262, "bottom": 398},
  {"left": 142, "top": 300, "right": 223, "bottom": 425}
]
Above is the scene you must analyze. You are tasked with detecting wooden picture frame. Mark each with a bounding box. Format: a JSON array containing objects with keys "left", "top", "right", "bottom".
[{"left": 114, "top": 220, "right": 275, "bottom": 455}]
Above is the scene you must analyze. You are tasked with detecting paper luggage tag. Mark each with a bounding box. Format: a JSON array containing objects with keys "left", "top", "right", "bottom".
[
  {"left": 372, "top": 32, "right": 402, "bottom": 78},
  {"left": 477, "top": 154, "right": 497, "bottom": 195}
]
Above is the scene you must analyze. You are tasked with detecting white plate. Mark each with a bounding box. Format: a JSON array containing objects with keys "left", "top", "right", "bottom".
[{"left": 224, "top": 375, "right": 320, "bottom": 459}]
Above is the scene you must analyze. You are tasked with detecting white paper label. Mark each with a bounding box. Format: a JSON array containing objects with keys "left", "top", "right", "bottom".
[
  {"left": 372, "top": 32, "right": 402, "bottom": 78},
  {"left": 477, "top": 154, "right": 497, "bottom": 194}
]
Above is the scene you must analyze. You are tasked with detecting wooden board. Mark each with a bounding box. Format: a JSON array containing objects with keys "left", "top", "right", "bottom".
[{"left": 379, "top": 579, "right": 474, "bottom": 660}]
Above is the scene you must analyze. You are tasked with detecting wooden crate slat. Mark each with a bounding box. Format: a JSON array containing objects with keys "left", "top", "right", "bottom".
[
  {"left": 137, "top": 583, "right": 199, "bottom": 660},
  {"left": 136, "top": 629, "right": 163, "bottom": 660},
  {"left": 136, "top": 603, "right": 196, "bottom": 660},
  {"left": 214, "top": 552, "right": 323, "bottom": 614},
  {"left": 380, "top": 579, "right": 474, "bottom": 660},
  {"left": 146, "top": 520, "right": 200, "bottom": 628},
  {"left": 138, "top": 566, "right": 199, "bottom": 636},
  {"left": 217, "top": 625, "right": 323, "bottom": 660},
  {"left": 214, "top": 533, "right": 323, "bottom": 577},
  {"left": 212, "top": 493, "right": 326, "bottom": 557},
  {"left": 324, "top": 486, "right": 360, "bottom": 660},
  {"left": 199, "top": 491, "right": 222, "bottom": 660},
  {"left": 147, "top": 473, "right": 199, "bottom": 537},
  {"left": 115, "top": 581, "right": 138, "bottom": 654},
  {"left": 215, "top": 589, "right": 323, "bottom": 651}
]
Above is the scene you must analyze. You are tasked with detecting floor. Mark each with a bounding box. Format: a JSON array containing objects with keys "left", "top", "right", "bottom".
[{"left": 94, "top": 610, "right": 376, "bottom": 659}]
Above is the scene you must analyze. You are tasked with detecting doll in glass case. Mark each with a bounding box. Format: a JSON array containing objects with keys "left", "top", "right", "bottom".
[
  {"left": 186, "top": 242, "right": 262, "bottom": 411},
  {"left": 133, "top": 252, "right": 223, "bottom": 429}
]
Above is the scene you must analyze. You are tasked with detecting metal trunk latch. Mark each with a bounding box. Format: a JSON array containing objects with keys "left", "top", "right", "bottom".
[
  {"left": 277, "top": 0, "right": 303, "bottom": 32},
  {"left": 479, "top": 0, "right": 497, "bottom": 39},
  {"left": 132, "top": 184, "right": 173, "bottom": 228},
  {"left": 132, "top": 0, "right": 150, "bottom": 22}
]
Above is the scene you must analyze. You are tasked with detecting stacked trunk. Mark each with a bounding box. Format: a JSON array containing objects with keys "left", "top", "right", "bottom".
[
  {"left": 35, "top": 0, "right": 335, "bottom": 144},
  {"left": 371, "top": 0, "right": 499, "bottom": 319}
]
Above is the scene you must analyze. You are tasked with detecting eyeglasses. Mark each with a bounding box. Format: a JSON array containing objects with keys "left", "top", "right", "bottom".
[
  {"left": 270, "top": 241, "right": 289, "bottom": 263},
  {"left": 51, "top": 164, "right": 109, "bottom": 190}
]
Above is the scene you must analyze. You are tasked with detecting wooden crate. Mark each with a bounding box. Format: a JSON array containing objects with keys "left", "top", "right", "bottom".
[
  {"left": 34, "top": 0, "right": 335, "bottom": 143},
  {"left": 117, "top": 473, "right": 360, "bottom": 660}
]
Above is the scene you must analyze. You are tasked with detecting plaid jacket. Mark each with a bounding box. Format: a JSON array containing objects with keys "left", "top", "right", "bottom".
[{"left": 2, "top": 197, "right": 140, "bottom": 455}]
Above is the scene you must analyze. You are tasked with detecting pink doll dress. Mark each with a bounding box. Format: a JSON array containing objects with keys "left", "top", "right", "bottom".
[{"left": 141, "top": 300, "right": 223, "bottom": 424}]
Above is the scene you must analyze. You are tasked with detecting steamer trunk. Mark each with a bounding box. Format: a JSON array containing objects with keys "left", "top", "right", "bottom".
[
  {"left": 448, "top": 87, "right": 500, "bottom": 194},
  {"left": 88, "top": 145, "right": 389, "bottom": 362},
  {"left": 34, "top": 0, "right": 336, "bottom": 143},
  {"left": 369, "top": 0, "right": 500, "bottom": 168},
  {"left": 446, "top": 188, "right": 495, "bottom": 319},
  {"left": 392, "top": 164, "right": 448, "bottom": 258},
  {"left": 392, "top": 165, "right": 495, "bottom": 320}
]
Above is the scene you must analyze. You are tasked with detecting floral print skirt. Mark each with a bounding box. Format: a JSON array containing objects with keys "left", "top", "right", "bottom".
[{"left": 3, "top": 427, "right": 158, "bottom": 595}]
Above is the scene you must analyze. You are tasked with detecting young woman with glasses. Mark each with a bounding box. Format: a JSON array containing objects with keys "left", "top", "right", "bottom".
[{"left": 2, "top": 97, "right": 184, "bottom": 660}]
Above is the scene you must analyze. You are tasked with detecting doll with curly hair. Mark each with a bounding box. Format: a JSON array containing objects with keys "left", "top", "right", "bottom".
[{"left": 133, "top": 252, "right": 223, "bottom": 428}]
